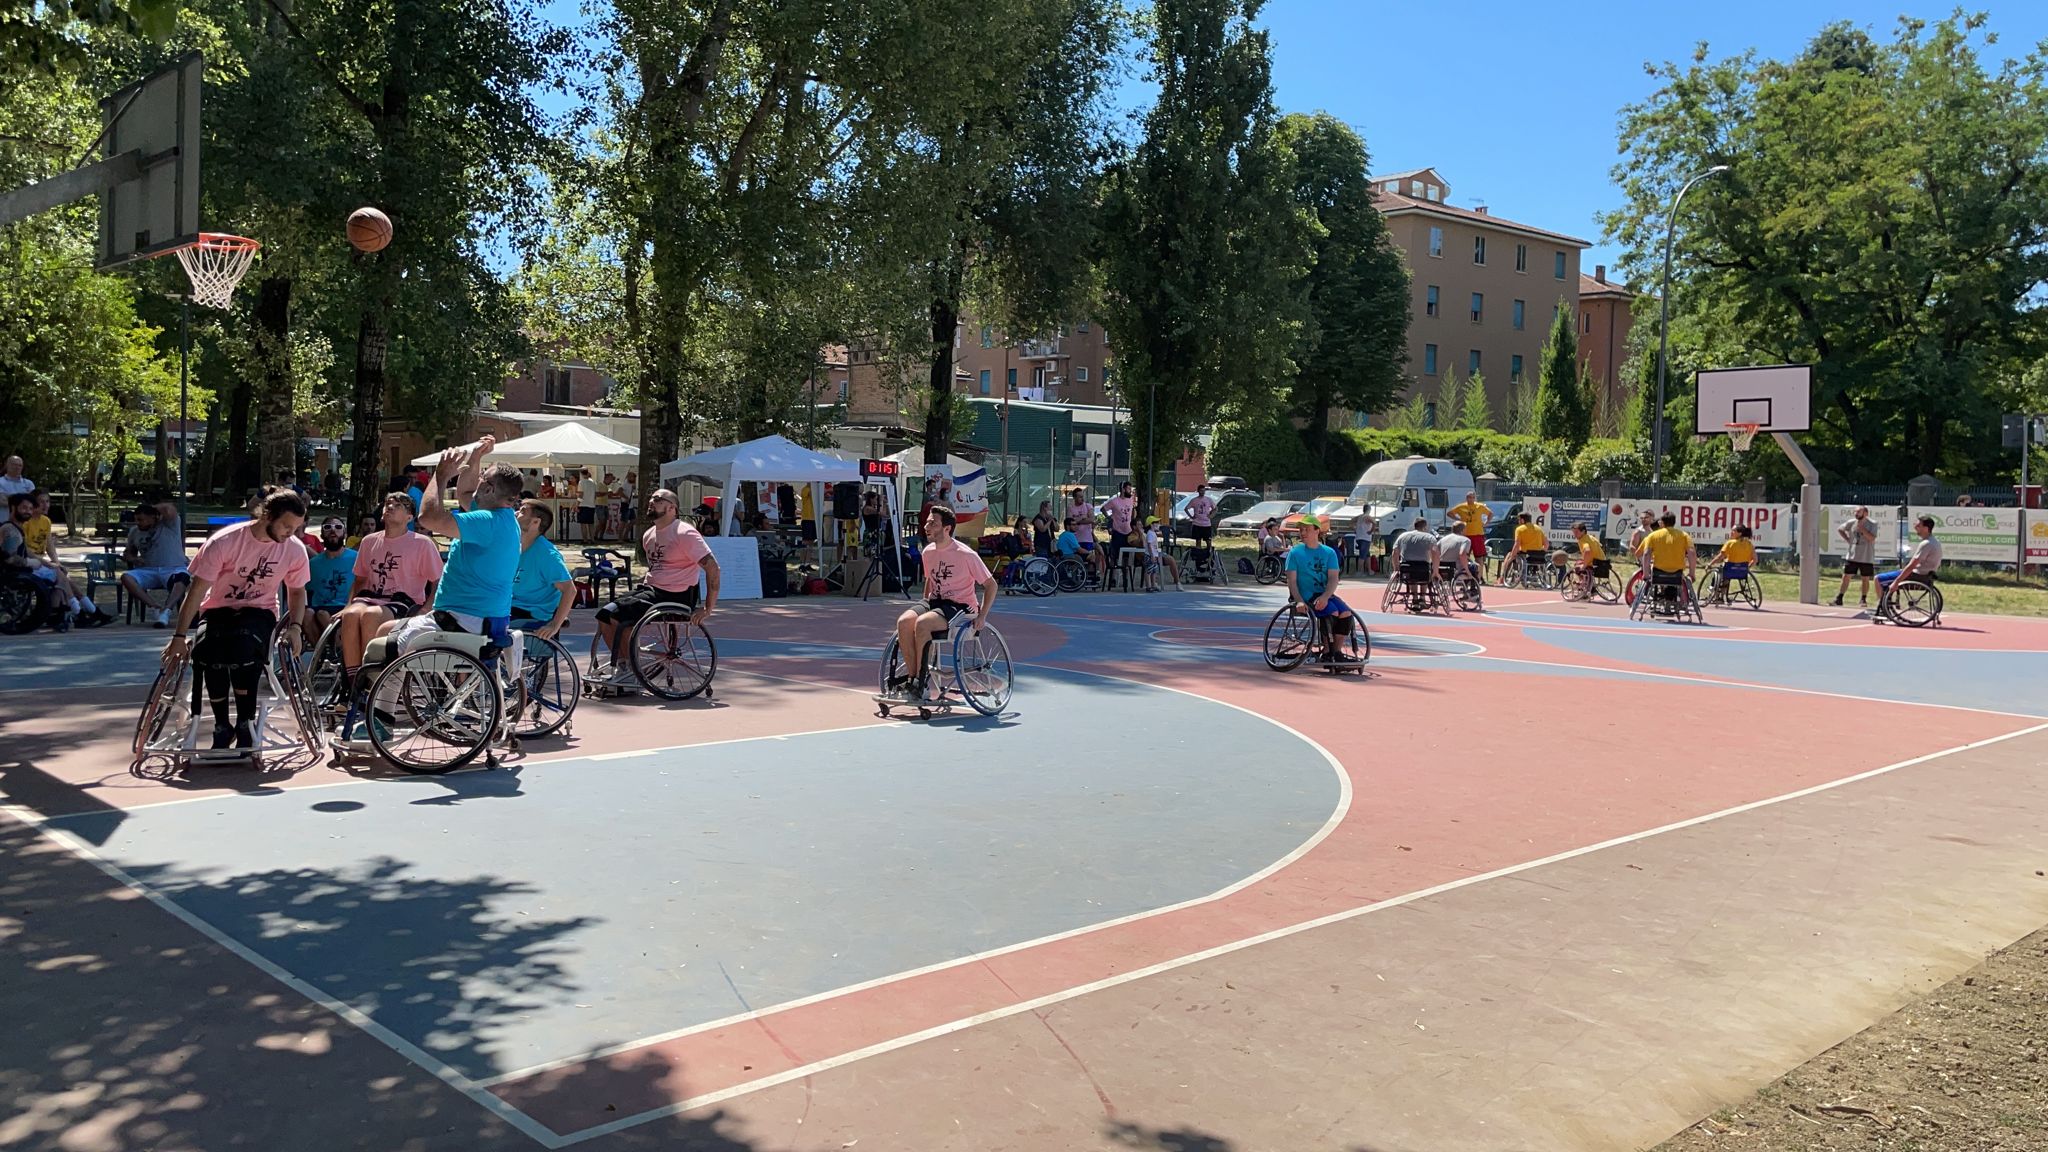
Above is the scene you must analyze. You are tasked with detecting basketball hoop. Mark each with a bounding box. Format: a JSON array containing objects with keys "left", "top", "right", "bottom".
[
  {"left": 1725, "top": 422, "right": 1761, "bottom": 453},
  {"left": 171, "top": 233, "right": 260, "bottom": 309}
]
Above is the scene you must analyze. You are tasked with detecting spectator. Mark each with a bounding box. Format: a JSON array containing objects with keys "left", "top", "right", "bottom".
[
  {"left": 538, "top": 474, "right": 558, "bottom": 499},
  {"left": 322, "top": 468, "right": 343, "bottom": 501},
  {"left": 1031, "top": 500, "right": 1056, "bottom": 557},
  {"left": 121, "top": 499, "right": 190, "bottom": 627},
  {"left": 1832, "top": 505, "right": 1880, "bottom": 608},
  {"left": 575, "top": 469, "right": 598, "bottom": 541},
  {"left": 0, "top": 455, "right": 33, "bottom": 500},
  {"left": 23, "top": 489, "right": 55, "bottom": 565},
  {"left": 346, "top": 514, "right": 378, "bottom": 550},
  {"left": 303, "top": 516, "right": 356, "bottom": 638},
  {"left": 4, "top": 492, "right": 107, "bottom": 628},
  {"left": 1956, "top": 494, "right": 1975, "bottom": 507},
  {"left": 622, "top": 471, "right": 638, "bottom": 521}
]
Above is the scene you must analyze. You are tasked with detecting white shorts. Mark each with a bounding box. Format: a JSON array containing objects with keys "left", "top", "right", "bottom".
[
  {"left": 391, "top": 610, "right": 486, "bottom": 654},
  {"left": 127, "top": 566, "right": 189, "bottom": 590}
]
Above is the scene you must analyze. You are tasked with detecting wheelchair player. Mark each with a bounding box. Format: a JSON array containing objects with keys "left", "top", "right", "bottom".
[
  {"left": 1384, "top": 517, "right": 1443, "bottom": 610},
  {"left": 1633, "top": 512, "right": 1698, "bottom": 616},
  {"left": 375, "top": 437, "right": 523, "bottom": 659},
  {"left": 1284, "top": 514, "right": 1360, "bottom": 662},
  {"left": 161, "top": 488, "right": 311, "bottom": 750}
]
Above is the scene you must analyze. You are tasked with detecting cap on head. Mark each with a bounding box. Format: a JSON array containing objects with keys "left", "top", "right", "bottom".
[{"left": 1298, "top": 514, "right": 1324, "bottom": 531}]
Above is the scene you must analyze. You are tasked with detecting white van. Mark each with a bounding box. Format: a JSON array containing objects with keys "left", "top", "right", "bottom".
[{"left": 1348, "top": 456, "right": 1478, "bottom": 544}]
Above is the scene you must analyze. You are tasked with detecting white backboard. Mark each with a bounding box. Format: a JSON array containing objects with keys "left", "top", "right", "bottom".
[
  {"left": 1695, "top": 364, "right": 1812, "bottom": 434},
  {"left": 98, "top": 51, "right": 201, "bottom": 268}
]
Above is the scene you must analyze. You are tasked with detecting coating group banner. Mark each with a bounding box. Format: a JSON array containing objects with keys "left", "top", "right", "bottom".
[
  {"left": 1906, "top": 506, "right": 2039, "bottom": 563},
  {"left": 1600, "top": 499, "right": 1796, "bottom": 548}
]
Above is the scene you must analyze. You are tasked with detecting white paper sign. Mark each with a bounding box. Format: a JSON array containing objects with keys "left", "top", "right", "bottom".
[
  {"left": 702, "top": 536, "right": 763, "bottom": 600},
  {"left": 1815, "top": 505, "right": 1902, "bottom": 558}
]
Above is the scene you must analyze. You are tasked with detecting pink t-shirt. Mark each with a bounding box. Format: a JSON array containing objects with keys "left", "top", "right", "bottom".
[
  {"left": 923, "top": 537, "right": 991, "bottom": 606},
  {"left": 1103, "top": 494, "right": 1136, "bottom": 535},
  {"left": 192, "top": 522, "right": 311, "bottom": 612},
  {"left": 644, "top": 519, "right": 712, "bottom": 593},
  {"left": 1067, "top": 501, "right": 1096, "bottom": 543},
  {"left": 1187, "top": 495, "right": 1216, "bottom": 527},
  {"left": 352, "top": 530, "right": 445, "bottom": 605}
]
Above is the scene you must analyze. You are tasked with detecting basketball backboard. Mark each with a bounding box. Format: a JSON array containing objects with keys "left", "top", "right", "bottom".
[
  {"left": 1695, "top": 364, "right": 1812, "bottom": 434},
  {"left": 97, "top": 51, "right": 201, "bottom": 268}
]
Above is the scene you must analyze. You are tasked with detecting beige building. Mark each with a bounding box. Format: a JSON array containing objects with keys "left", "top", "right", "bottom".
[
  {"left": 1577, "top": 266, "right": 1635, "bottom": 425},
  {"left": 839, "top": 317, "right": 1115, "bottom": 428},
  {"left": 1369, "top": 167, "right": 1590, "bottom": 428}
]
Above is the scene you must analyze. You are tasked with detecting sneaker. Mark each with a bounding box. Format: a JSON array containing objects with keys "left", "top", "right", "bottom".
[
  {"left": 53, "top": 611, "right": 72, "bottom": 633},
  {"left": 211, "top": 723, "right": 234, "bottom": 750},
  {"left": 233, "top": 721, "right": 255, "bottom": 749},
  {"left": 152, "top": 608, "right": 171, "bottom": 628},
  {"left": 1830, "top": 596, "right": 1843, "bottom": 607}
]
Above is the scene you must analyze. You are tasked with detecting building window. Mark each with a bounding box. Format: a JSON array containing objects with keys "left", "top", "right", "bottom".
[
  {"left": 1512, "top": 299, "right": 1525, "bottom": 330},
  {"left": 1101, "top": 365, "right": 1111, "bottom": 386},
  {"left": 1554, "top": 251, "right": 1566, "bottom": 279},
  {"left": 544, "top": 366, "right": 571, "bottom": 406},
  {"left": 1411, "top": 179, "right": 1424, "bottom": 196},
  {"left": 1424, "top": 344, "right": 1438, "bottom": 375},
  {"left": 1425, "top": 285, "right": 1439, "bottom": 317},
  {"left": 1077, "top": 322, "right": 1089, "bottom": 334},
  {"left": 1423, "top": 400, "right": 1437, "bottom": 429},
  {"left": 837, "top": 378, "right": 849, "bottom": 403},
  {"left": 1426, "top": 185, "right": 1440, "bottom": 202},
  {"left": 1469, "top": 349, "right": 1482, "bottom": 375},
  {"left": 1473, "top": 236, "right": 1486, "bottom": 265},
  {"left": 978, "top": 369, "right": 991, "bottom": 395},
  {"left": 980, "top": 325, "right": 993, "bottom": 347},
  {"left": 1076, "top": 366, "right": 1089, "bottom": 382},
  {"left": 1006, "top": 367, "right": 1017, "bottom": 391},
  {"left": 1428, "top": 227, "right": 1443, "bottom": 257},
  {"left": 1470, "top": 292, "right": 1484, "bottom": 322},
  {"left": 1583, "top": 310, "right": 1592, "bottom": 334},
  {"left": 1511, "top": 355, "right": 1524, "bottom": 383},
  {"left": 1033, "top": 366, "right": 1047, "bottom": 388}
]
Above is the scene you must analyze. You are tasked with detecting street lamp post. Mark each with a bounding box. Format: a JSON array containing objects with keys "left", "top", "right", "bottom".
[{"left": 1652, "top": 163, "right": 1730, "bottom": 496}]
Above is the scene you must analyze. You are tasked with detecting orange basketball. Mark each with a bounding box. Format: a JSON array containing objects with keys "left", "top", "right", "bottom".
[{"left": 346, "top": 206, "right": 392, "bottom": 253}]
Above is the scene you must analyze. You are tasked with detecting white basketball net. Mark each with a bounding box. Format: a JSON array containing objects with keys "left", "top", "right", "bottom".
[
  {"left": 1726, "top": 423, "right": 1761, "bottom": 453},
  {"left": 174, "top": 234, "right": 261, "bottom": 310}
]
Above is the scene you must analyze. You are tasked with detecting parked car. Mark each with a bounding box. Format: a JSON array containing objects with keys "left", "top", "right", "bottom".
[
  {"left": 1219, "top": 499, "right": 1307, "bottom": 534},
  {"left": 1171, "top": 487, "right": 1260, "bottom": 537},
  {"left": 1281, "top": 495, "right": 1366, "bottom": 538}
]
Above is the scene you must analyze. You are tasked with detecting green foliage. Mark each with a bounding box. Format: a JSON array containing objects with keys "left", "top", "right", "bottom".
[
  {"left": 1382, "top": 393, "right": 1430, "bottom": 432},
  {"left": 1473, "top": 436, "right": 1572, "bottom": 485},
  {"left": 1503, "top": 375, "right": 1539, "bottom": 436},
  {"left": 1456, "top": 370, "right": 1493, "bottom": 431},
  {"left": 1209, "top": 410, "right": 1319, "bottom": 487},
  {"left": 1276, "top": 112, "right": 1411, "bottom": 460},
  {"left": 1603, "top": 14, "right": 2048, "bottom": 483},
  {"left": 1565, "top": 438, "right": 1650, "bottom": 484},
  {"left": 1534, "top": 298, "right": 1589, "bottom": 449},
  {"left": 1099, "top": 0, "right": 1312, "bottom": 501},
  {"left": 1335, "top": 427, "right": 1568, "bottom": 484}
]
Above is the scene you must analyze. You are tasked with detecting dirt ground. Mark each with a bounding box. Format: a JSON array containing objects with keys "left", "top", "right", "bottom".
[{"left": 1655, "top": 920, "right": 2048, "bottom": 1151}]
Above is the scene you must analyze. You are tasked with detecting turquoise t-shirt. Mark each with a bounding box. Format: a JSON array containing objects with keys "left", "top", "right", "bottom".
[
  {"left": 434, "top": 506, "right": 519, "bottom": 619},
  {"left": 511, "top": 536, "right": 572, "bottom": 618},
  {"left": 306, "top": 547, "right": 357, "bottom": 608},
  {"left": 1285, "top": 542, "right": 1340, "bottom": 603},
  {"left": 1056, "top": 530, "right": 1079, "bottom": 556}
]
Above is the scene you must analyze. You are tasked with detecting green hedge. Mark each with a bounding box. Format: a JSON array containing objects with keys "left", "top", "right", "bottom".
[{"left": 1332, "top": 429, "right": 1653, "bottom": 486}]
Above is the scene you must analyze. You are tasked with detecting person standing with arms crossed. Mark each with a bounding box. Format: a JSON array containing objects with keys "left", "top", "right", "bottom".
[
  {"left": 1447, "top": 491, "right": 1491, "bottom": 571},
  {"left": 1833, "top": 505, "right": 1880, "bottom": 608}
]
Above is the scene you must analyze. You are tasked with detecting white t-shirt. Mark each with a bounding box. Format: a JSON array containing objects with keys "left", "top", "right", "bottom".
[
  {"left": 1142, "top": 528, "right": 1162, "bottom": 559},
  {"left": 0, "top": 475, "right": 33, "bottom": 499},
  {"left": 577, "top": 481, "right": 597, "bottom": 509}
]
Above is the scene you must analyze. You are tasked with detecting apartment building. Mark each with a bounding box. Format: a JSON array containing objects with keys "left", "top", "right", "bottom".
[
  {"left": 840, "top": 317, "right": 1115, "bottom": 428},
  {"left": 1369, "top": 167, "right": 1590, "bottom": 427},
  {"left": 1577, "top": 265, "right": 1635, "bottom": 423}
]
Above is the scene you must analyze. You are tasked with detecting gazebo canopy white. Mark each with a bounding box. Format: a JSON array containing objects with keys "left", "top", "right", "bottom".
[{"left": 412, "top": 421, "right": 640, "bottom": 470}]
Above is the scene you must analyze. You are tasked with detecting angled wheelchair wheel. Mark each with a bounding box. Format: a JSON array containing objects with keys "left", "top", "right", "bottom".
[
  {"left": 1737, "top": 573, "right": 1764, "bottom": 609},
  {"left": 1887, "top": 582, "right": 1942, "bottom": 628},
  {"left": 302, "top": 619, "right": 346, "bottom": 712},
  {"left": 1255, "top": 554, "right": 1283, "bottom": 585},
  {"left": 1020, "top": 557, "right": 1057, "bottom": 598},
  {"left": 1263, "top": 604, "right": 1315, "bottom": 671},
  {"left": 1054, "top": 557, "right": 1088, "bottom": 593},
  {"left": 513, "top": 632, "right": 581, "bottom": 738},
  {"left": 1590, "top": 570, "right": 1621, "bottom": 604},
  {"left": 366, "top": 646, "right": 501, "bottom": 774},
  {"left": 1379, "top": 579, "right": 1400, "bottom": 613},
  {"left": 266, "top": 625, "right": 323, "bottom": 755},
  {"left": 1451, "top": 572, "right": 1483, "bottom": 612},
  {"left": 132, "top": 648, "right": 193, "bottom": 760},
  {"left": 953, "top": 625, "right": 1013, "bottom": 716},
  {"left": 1323, "top": 615, "right": 1371, "bottom": 671},
  {"left": 628, "top": 606, "right": 717, "bottom": 700},
  {"left": 1560, "top": 573, "right": 1588, "bottom": 602},
  {"left": 0, "top": 578, "right": 44, "bottom": 635}
]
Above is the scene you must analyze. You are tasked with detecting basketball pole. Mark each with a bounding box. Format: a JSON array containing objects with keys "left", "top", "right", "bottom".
[{"left": 1773, "top": 431, "right": 1821, "bottom": 605}]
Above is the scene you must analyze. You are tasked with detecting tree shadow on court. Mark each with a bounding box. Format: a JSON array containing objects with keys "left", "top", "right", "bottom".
[{"left": 1107, "top": 1119, "right": 1398, "bottom": 1152}]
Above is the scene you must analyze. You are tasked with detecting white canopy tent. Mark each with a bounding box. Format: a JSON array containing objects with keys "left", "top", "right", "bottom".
[
  {"left": 660, "top": 435, "right": 901, "bottom": 591},
  {"left": 412, "top": 421, "right": 639, "bottom": 470}
]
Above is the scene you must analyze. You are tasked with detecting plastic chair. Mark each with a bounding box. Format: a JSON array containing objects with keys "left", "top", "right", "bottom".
[
  {"left": 84, "top": 554, "right": 129, "bottom": 620},
  {"left": 575, "top": 548, "right": 633, "bottom": 607}
]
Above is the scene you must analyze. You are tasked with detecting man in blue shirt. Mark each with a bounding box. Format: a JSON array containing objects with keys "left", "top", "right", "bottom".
[
  {"left": 382, "top": 436, "right": 523, "bottom": 654},
  {"left": 511, "top": 499, "right": 575, "bottom": 640},
  {"left": 1285, "top": 514, "right": 1356, "bottom": 656},
  {"left": 303, "top": 516, "right": 357, "bottom": 638},
  {"left": 1055, "top": 518, "right": 1081, "bottom": 558}
]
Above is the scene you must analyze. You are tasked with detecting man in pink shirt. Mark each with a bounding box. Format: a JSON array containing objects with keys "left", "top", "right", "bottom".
[
  {"left": 162, "top": 489, "right": 312, "bottom": 749},
  {"left": 1102, "top": 480, "right": 1138, "bottom": 581},
  {"left": 886, "top": 504, "right": 996, "bottom": 700},
  {"left": 594, "top": 488, "right": 721, "bottom": 676},
  {"left": 329, "top": 490, "right": 445, "bottom": 690}
]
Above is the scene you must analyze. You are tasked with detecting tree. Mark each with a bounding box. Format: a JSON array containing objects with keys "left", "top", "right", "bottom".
[
  {"left": 1276, "top": 112, "right": 1410, "bottom": 467},
  {"left": 1098, "top": 0, "right": 1311, "bottom": 512},
  {"left": 1534, "top": 297, "right": 1589, "bottom": 448},
  {"left": 1604, "top": 15, "right": 2048, "bottom": 482},
  {"left": 1457, "top": 370, "right": 1492, "bottom": 431}
]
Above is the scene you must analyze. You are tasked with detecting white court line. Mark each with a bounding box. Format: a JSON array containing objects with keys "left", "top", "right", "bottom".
[
  {"left": 473, "top": 663, "right": 1355, "bottom": 1089},
  {"left": 0, "top": 800, "right": 574, "bottom": 1150},
  {"left": 555, "top": 716, "right": 2048, "bottom": 1145}
]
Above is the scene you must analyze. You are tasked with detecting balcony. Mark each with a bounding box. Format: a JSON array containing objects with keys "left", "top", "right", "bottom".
[{"left": 1017, "top": 339, "right": 1064, "bottom": 360}]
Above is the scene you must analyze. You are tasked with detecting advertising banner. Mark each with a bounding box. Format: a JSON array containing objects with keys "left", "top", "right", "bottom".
[
  {"left": 1816, "top": 505, "right": 1903, "bottom": 559},
  {"left": 1907, "top": 506, "right": 2027, "bottom": 564},
  {"left": 1524, "top": 496, "right": 1607, "bottom": 545},
  {"left": 1601, "top": 499, "right": 1796, "bottom": 548}
]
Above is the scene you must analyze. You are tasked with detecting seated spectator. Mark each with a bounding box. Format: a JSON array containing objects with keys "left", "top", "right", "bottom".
[{"left": 121, "top": 499, "right": 191, "bottom": 628}]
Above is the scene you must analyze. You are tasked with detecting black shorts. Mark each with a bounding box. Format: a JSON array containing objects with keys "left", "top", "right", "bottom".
[
  {"left": 1108, "top": 531, "right": 1130, "bottom": 556},
  {"left": 598, "top": 584, "right": 699, "bottom": 628},
  {"left": 1650, "top": 568, "right": 1686, "bottom": 591},
  {"left": 928, "top": 598, "right": 971, "bottom": 626},
  {"left": 1399, "top": 560, "right": 1433, "bottom": 583},
  {"left": 353, "top": 591, "right": 417, "bottom": 619},
  {"left": 1843, "top": 560, "right": 1875, "bottom": 577},
  {"left": 191, "top": 606, "right": 276, "bottom": 668},
  {"left": 1189, "top": 525, "right": 1214, "bottom": 546},
  {"left": 1590, "top": 559, "right": 1612, "bottom": 577},
  {"left": 577, "top": 506, "right": 596, "bottom": 524}
]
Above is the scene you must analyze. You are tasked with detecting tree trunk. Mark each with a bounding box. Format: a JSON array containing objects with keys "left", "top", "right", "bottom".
[
  {"left": 922, "top": 245, "right": 966, "bottom": 458},
  {"left": 347, "top": 310, "right": 389, "bottom": 524},
  {"left": 226, "top": 354, "right": 257, "bottom": 498},
  {"left": 254, "top": 277, "right": 296, "bottom": 490}
]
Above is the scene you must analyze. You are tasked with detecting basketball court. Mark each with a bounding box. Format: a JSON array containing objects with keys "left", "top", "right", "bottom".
[{"left": 7, "top": 577, "right": 2048, "bottom": 1152}]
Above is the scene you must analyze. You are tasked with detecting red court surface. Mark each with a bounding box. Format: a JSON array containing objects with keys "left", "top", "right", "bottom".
[{"left": 5, "top": 583, "right": 2048, "bottom": 1152}]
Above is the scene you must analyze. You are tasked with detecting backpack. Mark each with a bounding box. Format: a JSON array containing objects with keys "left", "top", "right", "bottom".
[
  {"left": 1236, "top": 557, "right": 1255, "bottom": 575},
  {"left": 803, "top": 577, "right": 829, "bottom": 595}
]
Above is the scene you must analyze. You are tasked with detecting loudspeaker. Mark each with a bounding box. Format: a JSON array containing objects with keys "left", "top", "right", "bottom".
[{"left": 831, "top": 481, "right": 862, "bottom": 521}]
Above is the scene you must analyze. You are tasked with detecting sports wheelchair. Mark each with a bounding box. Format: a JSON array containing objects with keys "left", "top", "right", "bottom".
[
  {"left": 1496, "top": 550, "right": 1558, "bottom": 590},
  {"left": 874, "top": 603, "right": 1014, "bottom": 719},
  {"left": 1002, "top": 555, "right": 1058, "bottom": 597},
  {"left": 1262, "top": 599, "right": 1369, "bottom": 675},
  {"left": 1560, "top": 559, "right": 1622, "bottom": 604},
  {"left": 1873, "top": 574, "right": 1942, "bottom": 628},
  {"left": 328, "top": 619, "right": 543, "bottom": 773},
  {"left": 1442, "top": 562, "right": 1484, "bottom": 612},
  {"left": 133, "top": 620, "right": 322, "bottom": 775},
  {"left": 1628, "top": 568, "right": 1704, "bottom": 624},
  {"left": 1177, "top": 542, "right": 1229, "bottom": 585},
  {"left": 1252, "top": 550, "right": 1286, "bottom": 585},
  {"left": 586, "top": 594, "right": 718, "bottom": 700},
  {"left": 1695, "top": 560, "right": 1763, "bottom": 610},
  {"left": 1380, "top": 559, "right": 1452, "bottom": 616}
]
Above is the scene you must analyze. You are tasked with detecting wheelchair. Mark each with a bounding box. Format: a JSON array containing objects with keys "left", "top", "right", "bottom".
[
  {"left": 1177, "top": 543, "right": 1229, "bottom": 585},
  {"left": 133, "top": 620, "right": 322, "bottom": 776},
  {"left": 1628, "top": 569, "right": 1704, "bottom": 624},
  {"left": 1052, "top": 554, "right": 1100, "bottom": 593},
  {"left": 1253, "top": 551, "right": 1285, "bottom": 585},
  {"left": 874, "top": 604, "right": 1014, "bottom": 719},
  {"left": 336, "top": 621, "right": 523, "bottom": 773},
  {"left": 1696, "top": 561, "right": 1763, "bottom": 610},
  {"left": 509, "top": 625, "right": 582, "bottom": 737},
  {"left": 1380, "top": 559, "right": 1451, "bottom": 616},
  {"left": 1262, "top": 600, "right": 1369, "bottom": 675},
  {"left": 1873, "top": 575, "right": 1943, "bottom": 628},
  {"left": 1497, "top": 551, "right": 1556, "bottom": 590},
  {"left": 1442, "top": 562, "right": 1484, "bottom": 612},
  {"left": 1002, "top": 555, "right": 1057, "bottom": 597},
  {"left": 586, "top": 595, "right": 717, "bottom": 700},
  {"left": 0, "top": 570, "right": 50, "bottom": 634},
  {"left": 1560, "top": 560, "right": 1622, "bottom": 604}
]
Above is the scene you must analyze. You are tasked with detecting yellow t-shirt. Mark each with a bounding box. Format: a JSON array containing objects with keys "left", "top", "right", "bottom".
[
  {"left": 23, "top": 514, "right": 51, "bottom": 558},
  {"left": 1643, "top": 526, "right": 1694, "bottom": 572},
  {"left": 1449, "top": 501, "right": 1488, "bottom": 535},
  {"left": 1513, "top": 523, "right": 1546, "bottom": 552},
  {"left": 798, "top": 484, "right": 816, "bottom": 521},
  {"left": 1577, "top": 535, "right": 1606, "bottom": 563},
  {"left": 1719, "top": 537, "right": 1756, "bottom": 564}
]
